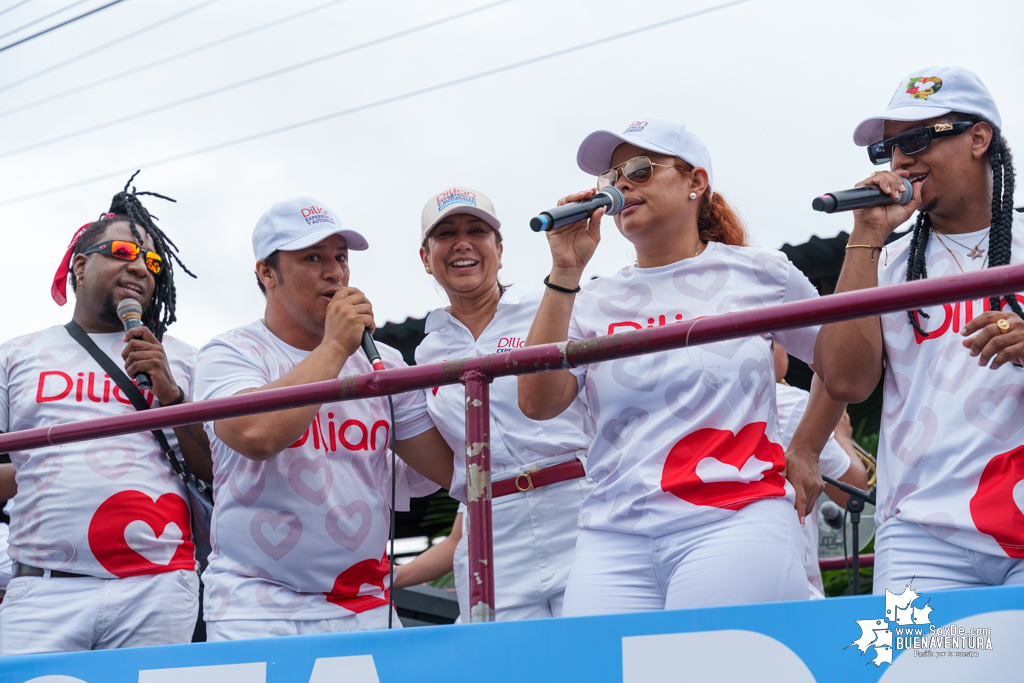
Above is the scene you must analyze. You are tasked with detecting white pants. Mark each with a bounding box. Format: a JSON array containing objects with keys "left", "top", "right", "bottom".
[
  {"left": 874, "top": 517, "right": 1024, "bottom": 594},
  {"left": 206, "top": 604, "right": 398, "bottom": 640},
  {"left": 454, "top": 476, "right": 590, "bottom": 622},
  {"left": 0, "top": 569, "right": 199, "bottom": 655},
  {"left": 563, "top": 497, "right": 807, "bottom": 616}
]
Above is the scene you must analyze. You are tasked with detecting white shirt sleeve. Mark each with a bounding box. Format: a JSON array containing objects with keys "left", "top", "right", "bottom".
[
  {"left": 193, "top": 339, "right": 270, "bottom": 402},
  {"left": 389, "top": 456, "right": 441, "bottom": 512},
  {"left": 384, "top": 351, "right": 435, "bottom": 441},
  {"left": 0, "top": 353, "right": 9, "bottom": 433},
  {"left": 772, "top": 262, "right": 821, "bottom": 364},
  {"left": 819, "top": 436, "right": 853, "bottom": 479},
  {"left": 567, "top": 306, "right": 588, "bottom": 389}
]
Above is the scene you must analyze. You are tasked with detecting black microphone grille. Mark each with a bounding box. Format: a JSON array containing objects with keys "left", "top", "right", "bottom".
[
  {"left": 116, "top": 297, "right": 143, "bottom": 322},
  {"left": 896, "top": 176, "right": 914, "bottom": 206}
]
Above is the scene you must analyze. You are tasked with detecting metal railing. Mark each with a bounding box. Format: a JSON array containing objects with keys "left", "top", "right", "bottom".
[{"left": 2, "top": 264, "right": 1023, "bottom": 621}]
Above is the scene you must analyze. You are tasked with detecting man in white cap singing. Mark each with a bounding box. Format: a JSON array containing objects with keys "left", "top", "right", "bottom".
[
  {"left": 193, "top": 197, "right": 453, "bottom": 639},
  {"left": 816, "top": 67, "right": 1024, "bottom": 593}
]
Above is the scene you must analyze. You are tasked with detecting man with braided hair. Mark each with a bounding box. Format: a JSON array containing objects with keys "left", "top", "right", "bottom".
[
  {"left": 816, "top": 67, "right": 1024, "bottom": 594},
  {"left": 0, "top": 175, "right": 212, "bottom": 654}
]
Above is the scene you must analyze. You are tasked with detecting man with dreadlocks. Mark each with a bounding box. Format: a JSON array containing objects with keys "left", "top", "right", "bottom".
[
  {"left": 0, "top": 175, "right": 212, "bottom": 654},
  {"left": 816, "top": 67, "right": 1024, "bottom": 594}
]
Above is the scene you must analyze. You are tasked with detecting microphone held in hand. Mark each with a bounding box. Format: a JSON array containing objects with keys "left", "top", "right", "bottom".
[
  {"left": 115, "top": 297, "right": 152, "bottom": 391},
  {"left": 812, "top": 176, "right": 913, "bottom": 213},
  {"left": 530, "top": 186, "right": 625, "bottom": 232},
  {"left": 361, "top": 329, "right": 386, "bottom": 372}
]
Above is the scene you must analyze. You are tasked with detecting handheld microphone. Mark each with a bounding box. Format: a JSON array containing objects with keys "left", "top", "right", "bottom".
[
  {"left": 530, "top": 186, "right": 625, "bottom": 232},
  {"left": 812, "top": 177, "right": 913, "bottom": 213},
  {"left": 115, "top": 297, "right": 152, "bottom": 390},
  {"left": 819, "top": 500, "right": 844, "bottom": 530},
  {"left": 361, "top": 330, "right": 386, "bottom": 372}
]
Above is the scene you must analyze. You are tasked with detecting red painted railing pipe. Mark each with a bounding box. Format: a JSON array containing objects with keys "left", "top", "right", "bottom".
[
  {"left": 462, "top": 372, "right": 495, "bottom": 622},
  {"left": 1, "top": 263, "right": 1022, "bottom": 454},
  {"left": 819, "top": 553, "right": 875, "bottom": 572}
]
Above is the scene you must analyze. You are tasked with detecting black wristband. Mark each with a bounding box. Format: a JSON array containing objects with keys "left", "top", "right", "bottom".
[
  {"left": 163, "top": 385, "right": 186, "bottom": 406},
  {"left": 544, "top": 275, "right": 581, "bottom": 294}
]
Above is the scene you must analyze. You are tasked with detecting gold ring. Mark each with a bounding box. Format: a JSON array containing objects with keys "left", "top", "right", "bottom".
[
  {"left": 997, "top": 319, "right": 1011, "bottom": 334},
  {"left": 870, "top": 171, "right": 883, "bottom": 176}
]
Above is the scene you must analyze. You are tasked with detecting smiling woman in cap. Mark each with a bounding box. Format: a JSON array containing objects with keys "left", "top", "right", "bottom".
[
  {"left": 518, "top": 118, "right": 846, "bottom": 615},
  {"left": 404, "top": 186, "right": 594, "bottom": 622}
]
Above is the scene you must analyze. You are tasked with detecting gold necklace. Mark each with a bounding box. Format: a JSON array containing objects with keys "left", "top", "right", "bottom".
[
  {"left": 942, "top": 229, "right": 990, "bottom": 259},
  {"left": 933, "top": 230, "right": 989, "bottom": 273},
  {"left": 694, "top": 241, "right": 707, "bottom": 258}
]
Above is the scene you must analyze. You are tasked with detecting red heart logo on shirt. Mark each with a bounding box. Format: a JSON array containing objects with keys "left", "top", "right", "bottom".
[
  {"left": 325, "top": 554, "right": 390, "bottom": 614},
  {"left": 970, "top": 445, "right": 1024, "bottom": 558},
  {"left": 661, "top": 422, "right": 786, "bottom": 510},
  {"left": 88, "top": 490, "right": 194, "bottom": 577}
]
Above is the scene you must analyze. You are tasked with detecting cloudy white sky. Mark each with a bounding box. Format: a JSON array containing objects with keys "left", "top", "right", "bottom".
[{"left": 0, "top": 0, "right": 1020, "bottom": 350}]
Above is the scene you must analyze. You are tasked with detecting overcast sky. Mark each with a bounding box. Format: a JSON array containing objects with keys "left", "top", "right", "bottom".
[{"left": 0, "top": 0, "right": 1021, "bottom": 350}]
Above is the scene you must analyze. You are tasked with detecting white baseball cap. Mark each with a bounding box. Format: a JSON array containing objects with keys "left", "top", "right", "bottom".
[
  {"left": 853, "top": 66, "right": 1002, "bottom": 146},
  {"left": 576, "top": 117, "right": 714, "bottom": 196},
  {"left": 420, "top": 186, "right": 501, "bottom": 242},
  {"left": 252, "top": 196, "right": 368, "bottom": 262}
]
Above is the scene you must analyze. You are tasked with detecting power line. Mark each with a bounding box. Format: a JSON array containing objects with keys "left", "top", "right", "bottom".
[
  {"left": 0, "top": 0, "right": 129, "bottom": 54},
  {"left": 0, "top": 0, "right": 37, "bottom": 20},
  {"left": 0, "top": 0, "right": 753, "bottom": 207},
  {"left": 0, "top": 0, "right": 514, "bottom": 159},
  {"left": 0, "top": 0, "right": 223, "bottom": 96},
  {"left": 0, "top": 0, "right": 347, "bottom": 107},
  {"left": 0, "top": 0, "right": 89, "bottom": 41}
]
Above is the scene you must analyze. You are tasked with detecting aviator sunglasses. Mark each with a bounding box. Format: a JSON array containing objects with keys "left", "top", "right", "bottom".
[
  {"left": 867, "top": 121, "right": 973, "bottom": 165},
  {"left": 597, "top": 156, "right": 682, "bottom": 189},
  {"left": 81, "top": 240, "right": 163, "bottom": 275}
]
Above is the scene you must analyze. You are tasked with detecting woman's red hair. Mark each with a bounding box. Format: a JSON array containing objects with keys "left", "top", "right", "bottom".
[{"left": 677, "top": 161, "right": 749, "bottom": 247}]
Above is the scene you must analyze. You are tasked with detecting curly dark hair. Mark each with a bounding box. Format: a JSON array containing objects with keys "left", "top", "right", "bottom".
[
  {"left": 70, "top": 171, "right": 195, "bottom": 340},
  {"left": 905, "top": 114, "right": 1019, "bottom": 337}
]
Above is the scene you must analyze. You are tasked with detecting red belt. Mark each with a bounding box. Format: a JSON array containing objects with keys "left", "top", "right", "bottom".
[{"left": 492, "top": 459, "right": 586, "bottom": 498}]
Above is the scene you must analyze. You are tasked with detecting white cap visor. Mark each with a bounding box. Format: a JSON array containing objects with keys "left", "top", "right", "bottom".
[
  {"left": 853, "top": 103, "right": 955, "bottom": 146},
  {"left": 577, "top": 130, "right": 677, "bottom": 176},
  {"left": 271, "top": 227, "right": 369, "bottom": 256}
]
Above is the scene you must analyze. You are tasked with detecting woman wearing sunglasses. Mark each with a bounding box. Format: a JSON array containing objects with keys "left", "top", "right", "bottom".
[
  {"left": 519, "top": 118, "right": 843, "bottom": 615},
  {"left": 414, "top": 187, "right": 594, "bottom": 621}
]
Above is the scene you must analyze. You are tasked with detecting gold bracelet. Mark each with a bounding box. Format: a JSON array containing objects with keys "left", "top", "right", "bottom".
[{"left": 845, "top": 244, "right": 883, "bottom": 263}]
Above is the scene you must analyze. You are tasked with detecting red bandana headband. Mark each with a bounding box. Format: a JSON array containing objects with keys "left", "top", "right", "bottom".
[{"left": 51, "top": 213, "right": 118, "bottom": 306}]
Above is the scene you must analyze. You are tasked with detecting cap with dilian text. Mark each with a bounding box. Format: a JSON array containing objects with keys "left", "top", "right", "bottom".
[
  {"left": 252, "top": 196, "right": 368, "bottom": 262},
  {"left": 853, "top": 66, "right": 1001, "bottom": 146},
  {"left": 420, "top": 186, "right": 501, "bottom": 242},
  {"left": 576, "top": 117, "right": 714, "bottom": 196}
]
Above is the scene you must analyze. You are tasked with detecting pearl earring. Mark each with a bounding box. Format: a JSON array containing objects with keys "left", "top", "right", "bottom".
[{"left": 689, "top": 192, "right": 697, "bottom": 200}]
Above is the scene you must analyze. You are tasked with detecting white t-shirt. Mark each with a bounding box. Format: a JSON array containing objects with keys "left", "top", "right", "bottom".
[
  {"left": 194, "top": 320, "right": 438, "bottom": 621},
  {"left": 569, "top": 242, "right": 821, "bottom": 536},
  {"left": 776, "top": 382, "right": 851, "bottom": 595},
  {"left": 0, "top": 326, "right": 196, "bottom": 578},
  {"left": 876, "top": 213, "right": 1024, "bottom": 557},
  {"left": 0, "top": 500, "right": 12, "bottom": 591},
  {"left": 415, "top": 283, "right": 593, "bottom": 502}
]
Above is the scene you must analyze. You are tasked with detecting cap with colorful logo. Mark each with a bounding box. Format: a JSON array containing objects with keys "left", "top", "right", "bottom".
[
  {"left": 853, "top": 66, "right": 1002, "bottom": 146},
  {"left": 252, "top": 196, "right": 369, "bottom": 262},
  {"left": 420, "top": 186, "right": 501, "bottom": 242},
  {"left": 576, "top": 117, "right": 714, "bottom": 196}
]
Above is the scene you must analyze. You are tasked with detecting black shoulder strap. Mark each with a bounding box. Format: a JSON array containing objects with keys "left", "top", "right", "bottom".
[{"left": 64, "top": 320, "right": 183, "bottom": 476}]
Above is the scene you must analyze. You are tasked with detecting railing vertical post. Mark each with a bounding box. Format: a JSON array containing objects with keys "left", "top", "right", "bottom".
[{"left": 463, "top": 370, "right": 494, "bottom": 623}]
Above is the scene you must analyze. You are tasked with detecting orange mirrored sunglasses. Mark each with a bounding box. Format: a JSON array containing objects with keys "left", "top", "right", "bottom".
[{"left": 81, "top": 240, "right": 162, "bottom": 275}]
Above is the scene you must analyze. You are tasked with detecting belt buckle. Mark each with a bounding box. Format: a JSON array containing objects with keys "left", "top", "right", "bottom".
[{"left": 514, "top": 472, "right": 534, "bottom": 493}]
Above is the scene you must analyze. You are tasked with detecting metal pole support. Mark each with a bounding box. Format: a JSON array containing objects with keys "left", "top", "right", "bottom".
[{"left": 463, "top": 371, "right": 494, "bottom": 622}]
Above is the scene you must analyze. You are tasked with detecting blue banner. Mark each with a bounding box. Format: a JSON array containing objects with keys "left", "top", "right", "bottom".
[{"left": 4, "top": 585, "right": 1022, "bottom": 683}]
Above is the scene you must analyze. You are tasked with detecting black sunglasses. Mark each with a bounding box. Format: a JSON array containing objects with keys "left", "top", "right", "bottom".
[{"left": 867, "top": 121, "right": 973, "bottom": 165}]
